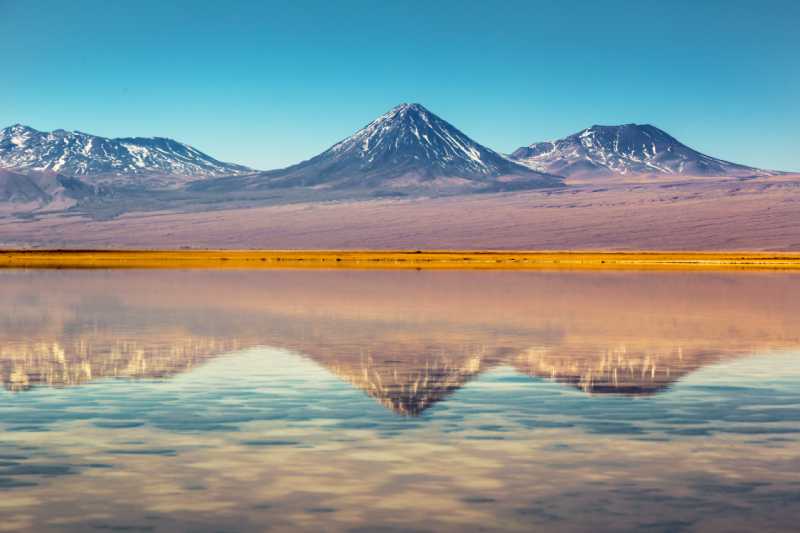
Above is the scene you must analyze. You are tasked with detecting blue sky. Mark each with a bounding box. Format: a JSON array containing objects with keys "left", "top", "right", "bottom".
[{"left": 1, "top": 0, "right": 798, "bottom": 171}]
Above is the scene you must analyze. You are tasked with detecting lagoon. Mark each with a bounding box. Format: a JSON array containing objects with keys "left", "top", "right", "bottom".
[{"left": 1, "top": 269, "right": 799, "bottom": 532}]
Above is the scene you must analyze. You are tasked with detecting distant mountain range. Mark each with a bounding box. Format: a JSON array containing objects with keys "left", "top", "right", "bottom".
[
  {"left": 0, "top": 105, "right": 786, "bottom": 216},
  {"left": 0, "top": 124, "right": 252, "bottom": 189},
  {"left": 190, "top": 103, "right": 560, "bottom": 196},
  {"left": 510, "top": 124, "right": 778, "bottom": 178}
]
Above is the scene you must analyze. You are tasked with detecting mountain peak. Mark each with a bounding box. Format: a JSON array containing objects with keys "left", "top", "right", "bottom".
[
  {"left": 511, "top": 123, "right": 774, "bottom": 178},
  {"left": 390, "top": 102, "right": 427, "bottom": 113},
  {"left": 191, "top": 103, "right": 561, "bottom": 196},
  {"left": 320, "top": 103, "right": 557, "bottom": 182},
  {"left": 584, "top": 123, "right": 663, "bottom": 134},
  {"left": 351, "top": 102, "right": 435, "bottom": 138},
  {"left": 3, "top": 123, "right": 37, "bottom": 134}
]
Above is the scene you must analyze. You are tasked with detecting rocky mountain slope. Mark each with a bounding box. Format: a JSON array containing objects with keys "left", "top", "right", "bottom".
[{"left": 0, "top": 169, "right": 96, "bottom": 210}]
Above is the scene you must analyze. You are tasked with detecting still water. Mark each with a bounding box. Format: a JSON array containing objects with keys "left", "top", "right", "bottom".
[{"left": 1, "top": 269, "right": 799, "bottom": 532}]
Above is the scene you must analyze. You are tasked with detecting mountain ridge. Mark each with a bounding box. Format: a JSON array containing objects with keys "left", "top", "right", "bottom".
[
  {"left": 0, "top": 110, "right": 790, "bottom": 219},
  {"left": 0, "top": 124, "right": 253, "bottom": 188}
]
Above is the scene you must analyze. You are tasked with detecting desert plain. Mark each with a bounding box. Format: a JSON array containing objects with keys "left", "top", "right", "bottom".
[{"left": 1, "top": 174, "right": 798, "bottom": 253}]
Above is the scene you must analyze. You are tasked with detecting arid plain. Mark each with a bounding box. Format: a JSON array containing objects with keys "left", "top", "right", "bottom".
[{"left": 2, "top": 174, "right": 799, "bottom": 251}]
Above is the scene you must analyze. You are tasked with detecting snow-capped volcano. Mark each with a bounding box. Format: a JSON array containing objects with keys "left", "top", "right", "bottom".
[
  {"left": 318, "top": 102, "right": 538, "bottom": 181},
  {"left": 510, "top": 124, "right": 777, "bottom": 178},
  {"left": 191, "top": 103, "right": 561, "bottom": 195},
  {"left": 0, "top": 124, "right": 252, "bottom": 187}
]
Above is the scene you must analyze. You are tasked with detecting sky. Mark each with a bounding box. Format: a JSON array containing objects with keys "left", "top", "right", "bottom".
[{"left": 1, "top": 0, "right": 798, "bottom": 171}]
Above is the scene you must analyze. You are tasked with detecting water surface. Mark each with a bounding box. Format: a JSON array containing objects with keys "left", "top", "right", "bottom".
[{"left": 1, "top": 269, "right": 799, "bottom": 532}]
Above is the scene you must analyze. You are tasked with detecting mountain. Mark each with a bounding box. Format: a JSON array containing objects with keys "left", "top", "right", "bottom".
[
  {"left": 510, "top": 124, "right": 778, "bottom": 178},
  {"left": 190, "top": 103, "right": 562, "bottom": 196},
  {"left": 0, "top": 124, "right": 253, "bottom": 188}
]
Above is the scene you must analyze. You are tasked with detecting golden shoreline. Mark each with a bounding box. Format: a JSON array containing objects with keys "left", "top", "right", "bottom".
[{"left": 2, "top": 250, "right": 800, "bottom": 270}]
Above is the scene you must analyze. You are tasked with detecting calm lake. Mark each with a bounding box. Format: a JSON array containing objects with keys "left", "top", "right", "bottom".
[{"left": 1, "top": 269, "right": 799, "bottom": 532}]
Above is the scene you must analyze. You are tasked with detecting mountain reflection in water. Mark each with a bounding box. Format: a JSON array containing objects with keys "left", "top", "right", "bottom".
[
  {"left": 2, "top": 269, "right": 799, "bottom": 413},
  {"left": 2, "top": 269, "right": 800, "bottom": 532}
]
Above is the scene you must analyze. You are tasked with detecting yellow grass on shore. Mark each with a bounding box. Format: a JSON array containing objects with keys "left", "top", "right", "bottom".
[{"left": 2, "top": 250, "right": 800, "bottom": 270}]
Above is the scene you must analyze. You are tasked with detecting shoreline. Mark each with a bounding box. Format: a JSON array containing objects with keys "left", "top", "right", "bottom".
[{"left": 2, "top": 250, "right": 800, "bottom": 270}]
